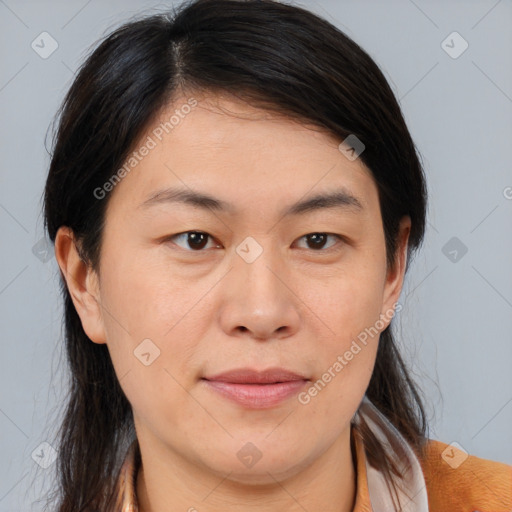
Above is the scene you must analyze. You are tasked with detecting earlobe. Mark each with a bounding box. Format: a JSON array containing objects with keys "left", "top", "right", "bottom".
[{"left": 54, "top": 226, "right": 107, "bottom": 344}]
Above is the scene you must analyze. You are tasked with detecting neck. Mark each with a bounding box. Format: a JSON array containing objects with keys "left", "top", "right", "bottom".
[{"left": 136, "top": 424, "right": 357, "bottom": 512}]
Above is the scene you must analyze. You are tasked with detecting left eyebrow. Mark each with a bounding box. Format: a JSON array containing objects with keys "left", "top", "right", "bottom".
[
  {"left": 138, "top": 186, "right": 364, "bottom": 216},
  {"left": 284, "top": 189, "right": 364, "bottom": 216}
]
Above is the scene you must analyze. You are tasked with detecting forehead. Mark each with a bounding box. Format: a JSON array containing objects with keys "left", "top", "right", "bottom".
[{"left": 105, "top": 91, "right": 379, "bottom": 219}]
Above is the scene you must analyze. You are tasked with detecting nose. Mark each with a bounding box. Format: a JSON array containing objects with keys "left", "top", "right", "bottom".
[{"left": 217, "top": 242, "right": 301, "bottom": 341}]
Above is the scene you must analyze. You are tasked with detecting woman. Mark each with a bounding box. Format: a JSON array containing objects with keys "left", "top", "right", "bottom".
[{"left": 42, "top": 0, "right": 511, "bottom": 510}]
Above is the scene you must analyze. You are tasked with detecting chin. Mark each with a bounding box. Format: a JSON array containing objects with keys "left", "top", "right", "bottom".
[{"left": 199, "top": 443, "right": 314, "bottom": 486}]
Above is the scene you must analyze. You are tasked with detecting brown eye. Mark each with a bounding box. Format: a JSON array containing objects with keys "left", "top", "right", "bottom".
[
  {"left": 296, "top": 233, "right": 342, "bottom": 251},
  {"left": 168, "top": 231, "right": 217, "bottom": 251}
]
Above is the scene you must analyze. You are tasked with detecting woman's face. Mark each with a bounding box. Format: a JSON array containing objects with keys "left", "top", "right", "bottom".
[{"left": 58, "top": 91, "right": 409, "bottom": 485}]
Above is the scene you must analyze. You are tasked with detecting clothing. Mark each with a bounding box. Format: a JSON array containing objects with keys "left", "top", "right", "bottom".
[{"left": 114, "top": 395, "right": 512, "bottom": 511}]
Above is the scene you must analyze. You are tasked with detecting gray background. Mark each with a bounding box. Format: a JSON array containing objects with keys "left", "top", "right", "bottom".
[{"left": 1, "top": 0, "right": 511, "bottom": 509}]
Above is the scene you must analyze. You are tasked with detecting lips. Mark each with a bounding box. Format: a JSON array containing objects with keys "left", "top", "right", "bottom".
[
  {"left": 201, "top": 367, "right": 309, "bottom": 409},
  {"left": 202, "top": 367, "right": 309, "bottom": 384}
]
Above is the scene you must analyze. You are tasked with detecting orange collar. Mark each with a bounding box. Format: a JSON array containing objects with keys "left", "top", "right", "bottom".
[{"left": 109, "top": 396, "right": 512, "bottom": 511}]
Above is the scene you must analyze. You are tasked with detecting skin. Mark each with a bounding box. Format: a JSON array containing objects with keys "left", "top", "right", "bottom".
[{"left": 55, "top": 90, "right": 410, "bottom": 512}]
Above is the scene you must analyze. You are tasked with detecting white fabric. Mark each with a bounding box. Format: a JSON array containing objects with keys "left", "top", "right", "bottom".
[{"left": 352, "top": 395, "right": 430, "bottom": 512}]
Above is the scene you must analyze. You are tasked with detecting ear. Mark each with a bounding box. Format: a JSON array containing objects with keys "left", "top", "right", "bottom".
[
  {"left": 379, "top": 216, "right": 411, "bottom": 327},
  {"left": 54, "top": 226, "right": 107, "bottom": 344}
]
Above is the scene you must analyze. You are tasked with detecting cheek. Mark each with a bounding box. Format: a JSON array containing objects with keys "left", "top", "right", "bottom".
[
  {"left": 96, "top": 257, "right": 203, "bottom": 407},
  {"left": 120, "top": 360, "right": 202, "bottom": 447},
  {"left": 98, "top": 264, "right": 204, "bottom": 432},
  {"left": 304, "top": 264, "right": 385, "bottom": 341},
  {"left": 99, "top": 248, "right": 200, "bottom": 340},
  {"left": 299, "top": 274, "right": 382, "bottom": 423},
  {"left": 299, "top": 256, "right": 385, "bottom": 399}
]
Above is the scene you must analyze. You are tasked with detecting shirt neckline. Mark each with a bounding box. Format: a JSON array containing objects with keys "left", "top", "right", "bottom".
[{"left": 115, "top": 396, "right": 428, "bottom": 512}]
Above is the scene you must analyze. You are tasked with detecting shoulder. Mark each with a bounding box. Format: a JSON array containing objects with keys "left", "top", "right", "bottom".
[{"left": 418, "top": 438, "right": 512, "bottom": 511}]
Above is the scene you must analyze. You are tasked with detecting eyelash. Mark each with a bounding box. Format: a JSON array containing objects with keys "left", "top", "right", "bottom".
[{"left": 164, "top": 231, "right": 346, "bottom": 253}]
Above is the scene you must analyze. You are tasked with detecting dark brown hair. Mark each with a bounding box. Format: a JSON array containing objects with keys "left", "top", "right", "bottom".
[{"left": 42, "top": 0, "right": 430, "bottom": 510}]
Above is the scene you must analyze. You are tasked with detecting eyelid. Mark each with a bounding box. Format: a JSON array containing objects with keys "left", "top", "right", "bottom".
[
  {"left": 163, "top": 231, "right": 220, "bottom": 252},
  {"left": 293, "top": 233, "right": 343, "bottom": 251}
]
